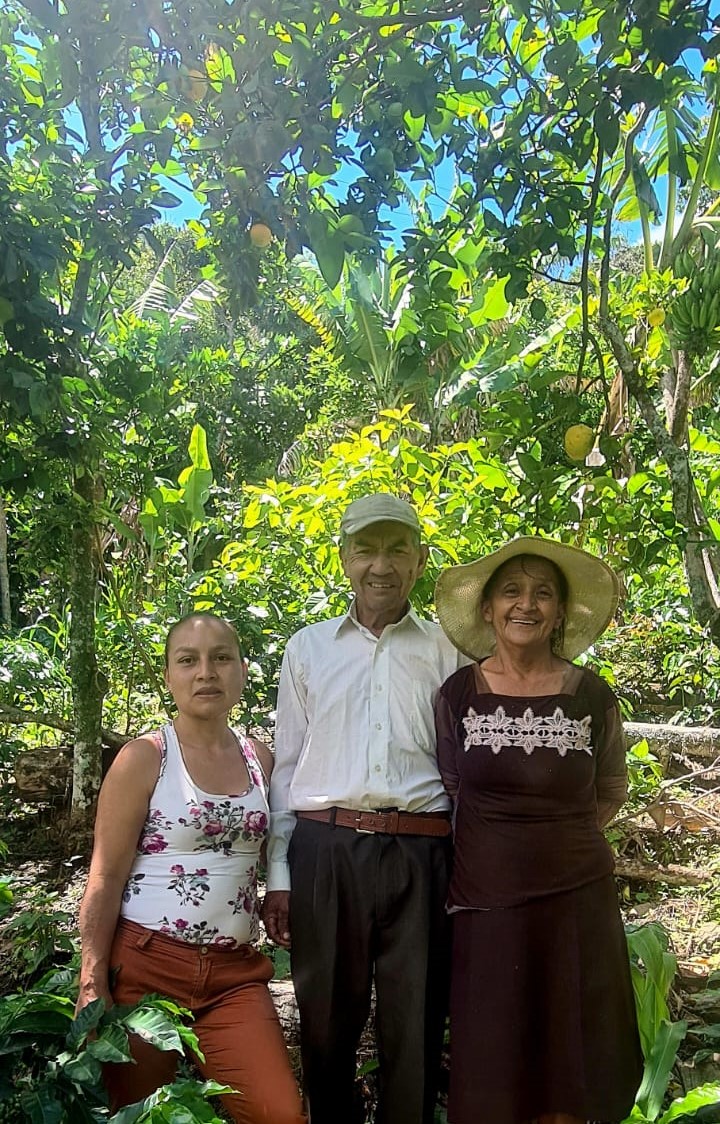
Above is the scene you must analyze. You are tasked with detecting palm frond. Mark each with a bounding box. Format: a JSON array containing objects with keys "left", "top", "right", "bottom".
[
  {"left": 282, "top": 289, "right": 340, "bottom": 351},
  {"left": 126, "top": 240, "right": 179, "bottom": 319},
  {"left": 170, "top": 279, "right": 220, "bottom": 323}
]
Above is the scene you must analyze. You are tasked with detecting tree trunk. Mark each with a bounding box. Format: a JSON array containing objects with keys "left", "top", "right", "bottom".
[
  {"left": 600, "top": 318, "right": 720, "bottom": 644},
  {"left": 0, "top": 492, "right": 11, "bottom": 627},
  {"left": 68, "top": 471, "right": 105, "bottom": 818}
]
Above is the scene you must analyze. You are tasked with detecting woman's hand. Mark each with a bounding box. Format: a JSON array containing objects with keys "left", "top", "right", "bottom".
[{"left": 74, "top": 978, "right": 113, "bottom": 1018}]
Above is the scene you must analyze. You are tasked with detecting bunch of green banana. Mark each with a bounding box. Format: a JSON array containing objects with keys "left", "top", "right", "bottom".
[
  {"left": 673, "top": 247, "right": 696, "bottom": 279},
  {"left": 669, "top": 245, "right": 720, "bottom": 355}
]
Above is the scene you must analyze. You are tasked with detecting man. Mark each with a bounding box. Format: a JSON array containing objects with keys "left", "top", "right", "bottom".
[{"left": 262, "top": 493, "right": 467, "bottom": 1124}]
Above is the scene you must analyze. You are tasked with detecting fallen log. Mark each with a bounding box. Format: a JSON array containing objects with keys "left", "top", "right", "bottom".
[
  {"left": 614, "top": 856, "right": 713, "bottom": 886},
  {"left": 625, "top": 722, "right": 720, "bottom": 766},
  {"left": 1, "top": 708, "right": 718, "bottom": 762},
  {"left": 14, "top": 746, "right": 72, "bottom": 801}
]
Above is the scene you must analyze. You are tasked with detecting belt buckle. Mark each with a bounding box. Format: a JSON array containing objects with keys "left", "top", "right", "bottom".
[
  {"left": 354, "top": 811, "right": 377, "bottom": 834},
  {"left": 354, "top": 810, "right": 399, "bottom": 834}
]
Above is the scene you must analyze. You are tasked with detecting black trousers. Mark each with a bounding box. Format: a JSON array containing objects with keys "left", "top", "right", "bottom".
[{"left": 288, "top": 818, "right": 452, "bottom": 1124}]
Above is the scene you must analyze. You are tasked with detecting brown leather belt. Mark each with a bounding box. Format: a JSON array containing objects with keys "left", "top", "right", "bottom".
[{"left": 296, "top": 807, "right": 452, "bottom": 837}]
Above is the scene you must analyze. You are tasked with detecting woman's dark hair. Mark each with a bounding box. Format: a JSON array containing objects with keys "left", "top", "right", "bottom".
[
  {"left": 164, "top": 612, "right": 243, "bottom": 668},
  {"left": 482, "top": 554, "right": 569, "bottom": 654}
]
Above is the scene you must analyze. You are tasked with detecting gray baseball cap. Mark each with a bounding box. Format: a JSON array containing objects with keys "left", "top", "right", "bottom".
[{"left": 340, "top": 493, "right": 421, "bottom": 536}]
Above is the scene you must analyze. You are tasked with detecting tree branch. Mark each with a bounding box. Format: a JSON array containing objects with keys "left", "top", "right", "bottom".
[
  {"left": 600, "top": 107, "right": 652, "bottom": 319},
  {"left": 575, "top": 147, "right": 604, "bottom": 391},
  {"left": 0, "top": 703, "right": 125, "bottom": 750}
]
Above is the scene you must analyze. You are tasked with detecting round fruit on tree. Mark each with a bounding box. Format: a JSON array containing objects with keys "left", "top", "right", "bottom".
[
  {"left": 249, "top": 222, "right": 273, "bottom": 248},
  {"left": 563, "top": 423, "right": 594, "bottom": 462}
]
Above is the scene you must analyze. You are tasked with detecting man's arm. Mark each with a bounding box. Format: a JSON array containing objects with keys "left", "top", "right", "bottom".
[
  {"left": 262, "top": 638, "right": 307, "bottom": 946},
  {"left": 434, "top": 690, "right": 460, "bottom": 802}
]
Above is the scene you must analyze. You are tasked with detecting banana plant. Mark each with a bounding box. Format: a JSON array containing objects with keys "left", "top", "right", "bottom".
[{"left": 138, "top": 423, "right": 214, "bottom": 574}]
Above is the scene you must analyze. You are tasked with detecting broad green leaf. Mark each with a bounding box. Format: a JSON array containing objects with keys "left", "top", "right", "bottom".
[
  {"left": 472, "top": 276, "right": 509, "bottom": 322},
  {"left": 635, "top": 1019, "right": 688, "bottom": 1120},
  {"left": 594, "top": 98, "right": 620, "bottom": 154},
  {"left": 67, "top": 997, "right": 105, "bottom": 1047},
  {"left": 123, "top": 1007, "right": 185, "bottom": 1052},
  {"left": 627, "top": 473, "right": 652, "bottom": 496},
  {"left": 180, "top": 425, "right": 214, "bottom": 523},
  {"left": 60, "top": 1053, "right": 103, "bottom": 1086},
  {"left": 188, "top": 424, "right": 212, "bottom": 472},
  {"left": 657, "top": 1083, "right": 720, "bottom": 1123},
  {"left": 18, "top": 1086, "right": 63, "bottom": 1124},
  {"left": 87, "top": 1023, "right": 134, "bottom": 1063},
  {"left": 313, "top": 236, "right": 345, "bottom": 290}
]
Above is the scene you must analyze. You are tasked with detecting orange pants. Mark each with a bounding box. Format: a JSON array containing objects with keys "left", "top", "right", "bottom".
[{"left": 105, "top": 919, "right": 306, "bottom": 1124}]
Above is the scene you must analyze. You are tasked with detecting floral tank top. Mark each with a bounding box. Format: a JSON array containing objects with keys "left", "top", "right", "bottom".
[{"left": 120, "top": 723, "right": 269, "bottom": 947}]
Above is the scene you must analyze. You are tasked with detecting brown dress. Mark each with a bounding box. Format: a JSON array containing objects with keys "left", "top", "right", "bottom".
[{"left": 435, "top": 662, "right": 643, "bottom": 1124}]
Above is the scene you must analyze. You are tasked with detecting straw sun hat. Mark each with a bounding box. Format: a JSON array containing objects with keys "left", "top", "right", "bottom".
[{"left": 435, "top": 537, "right": 620, "bottom": 662}]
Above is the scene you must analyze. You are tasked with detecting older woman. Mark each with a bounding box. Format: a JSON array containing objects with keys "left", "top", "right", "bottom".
[
  {"left": 434, "top": 538, "right": 642, "bottom": 1124},
  {"left": 78, "top": 612, "right": 306, "bottom": 1124}
]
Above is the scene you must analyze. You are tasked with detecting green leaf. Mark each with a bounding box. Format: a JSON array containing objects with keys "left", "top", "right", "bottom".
[
  {"left": 657, "top": 1083, "right": 720, "bottom": 1123},
  {"left": 517, "top": 451, "right": 541, "bottom": 478},
  {"left": 87, "top": 1023, "right": 133, "bottom": 1063},
  {"left": 205, "top": 45, "right": 236, "bottom": 84},
  {"left": 635, "top": 1019, "right": 688, "bottom": 1120},
  {"left": 188, "top": 423, "right": 212, "bottom": 473},
  {"left": 403, "top": 110, "right": 425, "bottom": 141},
  {"left": 0, "top": 296, "right": 14, "bottom": 325},
  {"left": 545, "top": 38, "right": 580, "bottom": 76},
  {"left": 313, "top": 236, "right": 345, "bottom": 290},
  {"left": 66, "top": 998, "right": 105, "bottom": 1048},
  {"left": 153, "top": 191, "right": 183, "bottom": 209},
  {"left": 179, "top": 424, "right": 214, "bottom": 523},
  {"left": 472, "top": 276, "right": 509, "bottom": 322},
  {"left": 705, "top": 153, "right": 720, "bottom": 190},
  {"left": 122, "top": 1007, "right": 185, "bottom": 1053},
  {"left": 632, "top": 158, "right": 661, "bottom": 221},
  {"left": 594, "top": 98, "right": 620, "bottom": 154},
  {"left": 17, "top": 1086, "right": 63, "bottom": 1124},
  {"left": 60, "top": 1053, "right": 103, "bottom": 1087}
]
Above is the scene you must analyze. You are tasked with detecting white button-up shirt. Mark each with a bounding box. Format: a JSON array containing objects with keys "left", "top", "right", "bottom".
[{"left": 266, "top": 602, "right": 468, "bottom": 891}]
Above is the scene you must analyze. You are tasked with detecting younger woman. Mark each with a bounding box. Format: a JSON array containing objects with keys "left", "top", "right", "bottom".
[{"left": 78, "top": 612, "right": 306, "bottom": 1124}]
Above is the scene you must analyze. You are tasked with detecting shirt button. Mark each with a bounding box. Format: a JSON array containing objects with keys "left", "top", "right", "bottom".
[
  {"left": 374, "top": 765, "right": 382, "bottom": 773},
  {"left": 375, "top": 722, "right": 382, "bottom": 730}
]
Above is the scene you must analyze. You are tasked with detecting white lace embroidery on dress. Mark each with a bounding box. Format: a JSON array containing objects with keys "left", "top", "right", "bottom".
[{"left": 463, "top": 705, "right": 593, "bottom": 757}]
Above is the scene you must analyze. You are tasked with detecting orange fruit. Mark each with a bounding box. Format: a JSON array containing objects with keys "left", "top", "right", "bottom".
[{"left": 249, "top": 222, "right": 272, "bottom": 249}]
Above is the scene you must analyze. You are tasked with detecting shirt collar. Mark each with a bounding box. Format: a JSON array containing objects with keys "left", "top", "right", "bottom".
[{"left": 334, "top": 600, "right": 430, "bottom": 638}]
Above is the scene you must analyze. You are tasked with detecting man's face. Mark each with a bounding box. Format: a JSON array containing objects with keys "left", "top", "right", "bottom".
[{"left": 341, "top": 520, "right": 428, "bottom": 625}]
